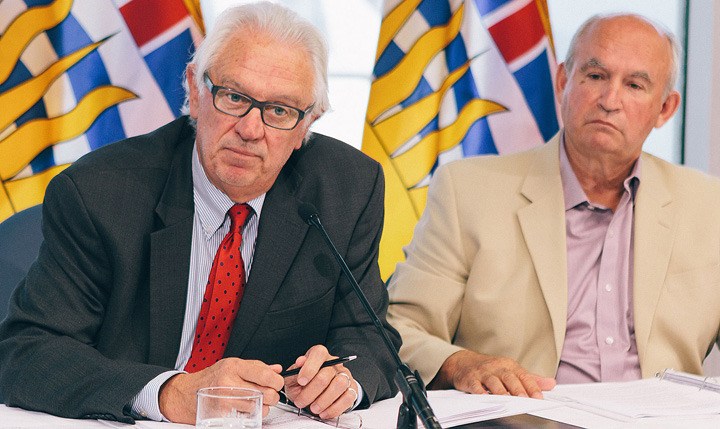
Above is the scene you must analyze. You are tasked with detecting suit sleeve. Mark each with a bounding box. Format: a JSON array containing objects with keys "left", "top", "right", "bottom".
[
  {"left": 0, "top": 173, "right": 166, "bottom": 423},
  {"left": 386, "top": 164, "right": 470, "bottom": 385},
  {"left": 324, "top": 162, "right": 401, "bottom": 407}
]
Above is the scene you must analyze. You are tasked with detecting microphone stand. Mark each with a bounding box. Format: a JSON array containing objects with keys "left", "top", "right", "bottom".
[{"left": 301, "top": 206, "right": 442, "bottom": 429}]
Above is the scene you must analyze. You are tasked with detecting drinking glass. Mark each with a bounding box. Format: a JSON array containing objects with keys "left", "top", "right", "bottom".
[{"left": 196, "top": 387, "right": 263, "bottom": 428}]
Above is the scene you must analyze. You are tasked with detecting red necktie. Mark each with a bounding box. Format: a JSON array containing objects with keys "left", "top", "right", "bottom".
[{"left": 184, "top": 203, "right": 251, "bottom": 373}]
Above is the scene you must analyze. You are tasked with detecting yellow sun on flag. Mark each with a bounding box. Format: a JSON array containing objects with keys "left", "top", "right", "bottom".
[
  {"left": 0, "top": 0, "right": 136, "bottom": 222},
  {"left": 363, "top": 3, "right": 507, "bottom": 280}
]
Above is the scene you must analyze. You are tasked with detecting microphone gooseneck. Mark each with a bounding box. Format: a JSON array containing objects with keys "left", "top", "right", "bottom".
[{"left": 298, "top": 202, "right": 442, "bottom": 429}]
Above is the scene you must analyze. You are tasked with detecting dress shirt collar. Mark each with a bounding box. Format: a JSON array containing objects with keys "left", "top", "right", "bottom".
[
  {"left": 559, "top": 133, "right": 642, "bottom": 211},
  {"left": 191, "top": 144, "right": 265, "bottom": 239}
]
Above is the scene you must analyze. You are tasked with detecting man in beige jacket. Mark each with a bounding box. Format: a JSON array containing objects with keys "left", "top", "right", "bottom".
[{"left": 387, "top": 13, "right": 720, "bottom": 399}]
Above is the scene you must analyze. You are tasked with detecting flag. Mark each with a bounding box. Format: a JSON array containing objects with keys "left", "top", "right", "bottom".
[
  {"left": 362, "top": 0, "right": 561, "bottom": 280},
  {"left": 0, "top": 0, "right": 204, "bottom": 222}
]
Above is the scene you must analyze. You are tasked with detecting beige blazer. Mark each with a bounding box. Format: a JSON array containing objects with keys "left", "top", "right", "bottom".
[{"left": 387, "top": 135, "right": 720, "bottom": 385}]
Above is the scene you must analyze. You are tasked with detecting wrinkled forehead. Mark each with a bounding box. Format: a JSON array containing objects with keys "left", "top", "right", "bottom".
[
  {"left": 573, "top": 17, "right": 673, "bottom": 75},
  {"left": 579, "top": 16, "right": 672, "bottom": 59},
  {"left": 212, "top": 30, "right": 315, "bottom": 103}
]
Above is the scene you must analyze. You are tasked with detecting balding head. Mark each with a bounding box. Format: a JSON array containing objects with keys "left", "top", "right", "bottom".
[{"left": 564, "top": 14, "right": 680, "bottom": 97}]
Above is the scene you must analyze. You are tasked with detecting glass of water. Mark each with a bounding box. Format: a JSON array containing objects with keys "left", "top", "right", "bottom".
[{"left": 196, "top": 387, "right": 263, "bottom": 428}]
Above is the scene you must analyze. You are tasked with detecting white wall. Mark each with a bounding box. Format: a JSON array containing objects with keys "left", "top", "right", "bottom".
[{"left": 685, "top": 0, "right": 720, "bottom": 177}]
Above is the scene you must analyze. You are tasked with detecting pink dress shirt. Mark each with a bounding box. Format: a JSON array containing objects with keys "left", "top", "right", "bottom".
[{"left": 555, "top": 140, "right": 643, "bottom": 383}]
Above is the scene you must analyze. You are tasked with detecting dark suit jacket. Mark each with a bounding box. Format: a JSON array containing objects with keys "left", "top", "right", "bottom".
[{"left": 0, "top": 117, "right": 400, "bottom": 422}]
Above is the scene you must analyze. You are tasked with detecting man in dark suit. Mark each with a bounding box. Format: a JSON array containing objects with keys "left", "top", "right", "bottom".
[{"left": 0, "top": 2, "right": 399, "bottom": 425}]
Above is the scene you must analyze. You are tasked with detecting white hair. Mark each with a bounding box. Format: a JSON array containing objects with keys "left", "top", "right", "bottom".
[{"left": 182, "top": 1, "right": 330, "bottom": 132}]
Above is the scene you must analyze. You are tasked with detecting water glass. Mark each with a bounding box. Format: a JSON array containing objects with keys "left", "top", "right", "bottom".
[{"left": 196, "top": 387, "right": 263, "bottom": 428}]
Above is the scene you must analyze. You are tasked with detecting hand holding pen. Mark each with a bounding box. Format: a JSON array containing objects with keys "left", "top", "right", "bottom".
[
  {"left": 282, "top": 345, "right": 360, "bottom": 420},
  {"left": 281, "top": 355, "right": 357, "bottom": 377}
]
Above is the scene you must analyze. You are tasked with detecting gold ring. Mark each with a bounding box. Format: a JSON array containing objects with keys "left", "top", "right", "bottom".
[{"left": 335, "top": 372, "right": 352, "bottom": 389}]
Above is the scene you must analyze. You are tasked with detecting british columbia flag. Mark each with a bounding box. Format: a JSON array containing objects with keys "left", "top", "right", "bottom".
[
  {"left": 362, "top": 0, "right": 561, "bottom": 280},
  {"left": 0, "top": 0, "right": 203, "bottom": 222}
]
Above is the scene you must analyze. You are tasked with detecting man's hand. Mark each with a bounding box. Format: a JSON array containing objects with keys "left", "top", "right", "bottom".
[
  {"left": 430, "top": 350, "right": 556, "bottom": 399},
  {"left": 284, "top": 345, "right": 359, "bottom": 420},
  {"left": 159, "top": 358, "right": 284, "bottom": 424}
]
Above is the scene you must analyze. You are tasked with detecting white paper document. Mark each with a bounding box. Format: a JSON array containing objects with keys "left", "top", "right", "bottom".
[
  {"left": 355, "top": 390, "right": 558, "bottom": 429},
  {"left": 545, "top": 377, "right": 720, "bottom": 421},
  {"left": 354, "top": 390, "right": 503, "bottom": 428}
]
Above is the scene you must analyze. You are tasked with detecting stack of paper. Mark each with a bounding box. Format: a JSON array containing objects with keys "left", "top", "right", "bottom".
[
  {"left": 544, "top": 378, "right": 720, "bottom": 421},
  {"left": 356, "top": 390, "right": 557, "bottom": 428},
  {"left": 355, "top": 391, "right": 502, "bottom": 428},
  {"left": 263, "top": 390, "right": 560, "bottom": 428}
]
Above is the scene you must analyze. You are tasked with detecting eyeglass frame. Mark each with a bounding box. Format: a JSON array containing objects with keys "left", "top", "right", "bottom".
[
  {"left": 275, "top": 390, "right": 363, "bottom": 428},
  {"left": 202, "top": 72, "right": 315, "bottom": 131}
]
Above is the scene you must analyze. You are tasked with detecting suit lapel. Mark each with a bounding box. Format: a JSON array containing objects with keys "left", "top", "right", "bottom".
[
  {"left": 517, "top": 137, "right": 568, "bottom": 358},
  {"left": 148, "top": 123, "right": 195, "bottom": 367},
  {"left": 632, "top": 155, "right": 676, "bottom": 363},
  {"left": 224, "top": 156, "right": 309, "bottom": 358}
]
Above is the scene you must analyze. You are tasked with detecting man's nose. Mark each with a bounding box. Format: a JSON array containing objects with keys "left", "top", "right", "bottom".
[
  {"left": 235, "top": 106, "right": 265, "bottom": 140},
  {"left": 598, "top": 83, "right": 621, "bottom": 112}
]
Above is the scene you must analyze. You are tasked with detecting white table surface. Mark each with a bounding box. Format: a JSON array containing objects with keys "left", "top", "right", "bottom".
[{"left": 2, "top": 388, "right": 719, "bottom": 429}]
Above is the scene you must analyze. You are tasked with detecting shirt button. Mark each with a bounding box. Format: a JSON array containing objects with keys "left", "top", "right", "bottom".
[
  {"left": 605, "top": 336, "right": 614, "bottom": 345},
  {"left": 608, "top": 231, "right": 615, "bottom": 238},
  {"left": 605, "top": 283, "right": 612, "bottom": 292}
]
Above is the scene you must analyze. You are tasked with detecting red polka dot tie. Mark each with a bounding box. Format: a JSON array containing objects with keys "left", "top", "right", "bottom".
[{"left": 184, "top": 203, "right": 251, "bottom": 373}]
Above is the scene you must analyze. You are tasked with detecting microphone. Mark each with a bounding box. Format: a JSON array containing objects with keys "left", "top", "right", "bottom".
[{"left": 298, "top": 202, "right": 442, "bottom": 429}]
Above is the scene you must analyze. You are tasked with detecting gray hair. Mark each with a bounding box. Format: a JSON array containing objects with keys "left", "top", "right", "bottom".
[
  {"left": 564, "top": 13, "right": 681, "bottom": 97},
  {"left": 182, "top": 1, "right": 330, "bottom": 131}
]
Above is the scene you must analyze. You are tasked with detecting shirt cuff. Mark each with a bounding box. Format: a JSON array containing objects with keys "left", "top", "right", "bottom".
[{"left": 127, "top": 370, "right": 182, "bottom": 421}]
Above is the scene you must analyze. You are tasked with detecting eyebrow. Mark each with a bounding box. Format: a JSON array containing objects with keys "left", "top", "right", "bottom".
[
  {"left": 629, "top": 71, "right": 653, "bottom": 85},
  {"left": 219, "top": 77, "right": 305, "bottom": 107},
  {"left": 579, "top": 57, "right": 654, "bottom": 86},
  {"left": 579, "top": 58, "right": 605, "bottom": 72}
]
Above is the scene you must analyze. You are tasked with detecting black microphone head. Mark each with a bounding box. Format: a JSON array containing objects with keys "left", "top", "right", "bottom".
[{"left": 298, "top": 202, "right": 319, "bottom": 225}]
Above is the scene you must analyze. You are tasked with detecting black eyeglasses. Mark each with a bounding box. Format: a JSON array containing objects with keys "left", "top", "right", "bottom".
[{"left": 203, "top": 73, "right": 314, "bottom": 130}]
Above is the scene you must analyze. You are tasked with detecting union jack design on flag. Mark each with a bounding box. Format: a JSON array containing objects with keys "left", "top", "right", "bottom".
[
  {"left": 362, "top": 0, "right": 561, "bottom": 280},
  {"left": 0, "top": 0, "right": 204, "bottom": 222}
]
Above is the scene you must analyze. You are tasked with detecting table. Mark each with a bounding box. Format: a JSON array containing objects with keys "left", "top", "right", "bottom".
[{"left": 2, "top": 390, "right": 720, "bottom": 428}]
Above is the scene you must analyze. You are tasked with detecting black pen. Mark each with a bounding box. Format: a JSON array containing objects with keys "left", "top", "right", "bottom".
[{"left": 280, "top": 355, "right": 357, "bottom": 377}]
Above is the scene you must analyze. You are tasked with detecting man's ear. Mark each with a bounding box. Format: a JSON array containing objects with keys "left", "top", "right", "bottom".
[
  {"left": 186, "top": 65, "right": 200, "bottom": 119},
  {"left": 655, "top": 90, "right": 680, "bottom": 128},
  {"left": 555, "top": 62, "right": 568, "bottom": 99}
]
